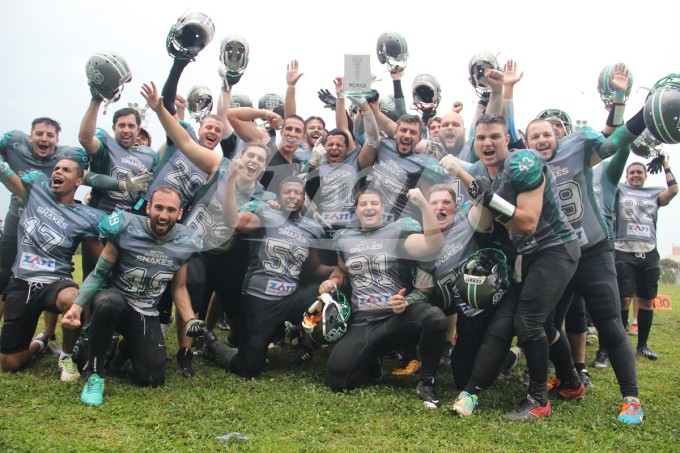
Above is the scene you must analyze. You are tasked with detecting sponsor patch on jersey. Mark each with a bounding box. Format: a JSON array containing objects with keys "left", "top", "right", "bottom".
[
  {"left": 322, "top": 211, "right": 351, "bottom": 224},
  {"left": 627, "top": 224, "right": 651, "bottom": 238},
  {"left": 19, "top": 252, "right": 56, "bottom": 272},
  {"left": 381, "top": 213, "right": 395, "bottom": 222},
  {"left": 265, "top": 279, "right": 297, "bottom": 297},
  {"left": 574, "top": 227, "right": 589, "bottom": 247},
  {"left": 358, "top": 294, "right": 391, "bottom": 306}
]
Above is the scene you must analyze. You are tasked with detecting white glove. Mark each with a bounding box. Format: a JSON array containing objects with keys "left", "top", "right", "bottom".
[
  {"left": 123, "top": 173, "right": 153, "bottom": 192},
  {"left": 309, "top": 137, "right": 327, "bottom": 168}
]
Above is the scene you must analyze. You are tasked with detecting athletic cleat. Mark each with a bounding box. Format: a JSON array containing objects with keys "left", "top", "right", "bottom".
[
  {"left": 548, "top": 382, "right": 586, "bottom": 401},
  {"left": 617, "top": 398, "right": 644, "bottom": 425},
  {"left": 47, "top": 337, "right": 62, "bottom": 357},
  {"left": 579, "top": 369, "right": 594, "bottom": 388},
  {"left": 176, "top": 347, "right": 195, "bottom": 378},
  {"left": 216, "top": 317, "right": 230, "bottom": 331},
  {"left": 451, "top": 391, "right": 478, "bottom": 417},
  {"left": 416, "top": 378, "right": 441, "bottom": 409},
  {"left": 592, "top": 350, "right": 610, "bottom": 369},
  {"left": 636, "top": 346, "right": 658, "bottom": 360},
  {"left": 289, "top": 345, "right": 313, "bottom": 364},
  {"left": 506, "top": 395, "right": 552, "bottom": 421},
  {"left": 59, "top": 357, "right": 80, "bottom": 382},
  {"left": 81, "top": 373, "right": 105, "bottom": 405},
  {"left": 285, "top": 321, "right": 302, "bottom": 347},
  {"left": 547, "top": 377, "right": 561, "bottom": 391},
  {"left": 628, "top": 323, "right": 638, "bottom": 336},
  {"left": 499, "top": 347, "right": 522, "bottom": 380},
  {"left": 30, "top": 331, "right": 50, "bottom": 355},
  {"left": 392, "top": 359, "right": 421, "bottom": 376}
]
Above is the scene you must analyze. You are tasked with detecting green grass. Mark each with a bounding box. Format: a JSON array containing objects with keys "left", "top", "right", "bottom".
[{"left": 1, "top": 277, "right": 679, "bottom": 451}]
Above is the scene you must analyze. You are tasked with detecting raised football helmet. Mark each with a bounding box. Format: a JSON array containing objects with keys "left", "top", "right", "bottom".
[
  {"left": 468, "top": 52, "right": 499, "bottom": 98},
  {"left": 166, "top": 11, "right": 215, "bottom": 61},
  {"left": 85, "top": 52, "right": 132, "bottom": 109},
  {"left": 536, "top": 109, "right": 574, "bottom": 136},
  {"left": 644, "top": 73, "right": 680, "bottom": 144},
  {"left": 379, "top": 95, "right": 399, "bottom": 122},
  {"left": 376, "top": 31, "right": 409, "bottom": 73},
  {"left": 219, "top": 34, "right": 249, "bottom": 84},
  {"left": 631, "top": 128, "right": 663, "bottom": 159},
  {"left": 258, "top": 92, "right": 285, "bottom": 118},
  {"left": 597, "top": 63, "right": 634, "bottom": 106},
  {"left": 231, "top": 93, "right": 252, "bottom": 108},
  {"left": 456, "top": 248, "right": 510, "bottom": 310},
  {"left": 301, "top": 291, "right": 351, "bottom": 345},
  {"left": 186, "top": 84, "right": 213, "bottom": 122},
  {"left": 412, "top": 74, "right": 441, "bottom": 113}
]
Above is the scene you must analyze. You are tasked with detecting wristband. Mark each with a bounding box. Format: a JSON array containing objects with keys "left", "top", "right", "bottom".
[
  {"left": 664, "top": 167, "right": 672, "bottom": 174},
  {"left": 613, "top": 90, "right": 625, "bottom": 99},
  {"left": 606, "top": 102, "right": 626, "bottom": 127},
  {"left": 488, "top": 194, "right": 516, "bottom": 223},
  {"left": 668, "top": 179, "right": 677, "bottom": 186}
]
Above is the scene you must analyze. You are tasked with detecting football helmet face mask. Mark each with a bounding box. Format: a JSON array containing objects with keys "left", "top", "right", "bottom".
[
  {"left": 230, "top": 93, "right": 252, "bottom": 108},
  {"left": 597, "top": 63, "right": 634, "bottom": 106},
  {"left": 644, "top": 73, "right": 680, "bottom": 144},
  {"left": 468, "top": 52, "right": 499, "bottom": 98},
  {"left": 219, "top": 34, "right": 249, "bottom": 83},
  {"left": 86, "top": 52, "right": 132, "bottom": 109},
  {"left": 376, "top": 31, "right": 409, "bottom": 73},
  {"left": 166, "top": 11, "right": 215, "bottom": 61},
  {"left": 379, "top": 95, "right": 399, "bottom": 122},
  {"left": 536, "top": 109, "right": 574, "bottom": 136},
  {"left": 412, "top": 74, "right": 441, "bottom": 113},
  {"left": 456, "top": 248, "right": 510, "bottom": 310},
  {"left": 258, "top": 92, "right": 285, "bottom": 118},
  {"left": 187, "top": 84, "right": 213, "bottom": 122},
  {"left": 631, "top": 128, "right": 663, "bottom": 159},
  {"left": 302, "top": 291, "right": 351, "bottom": 345}
]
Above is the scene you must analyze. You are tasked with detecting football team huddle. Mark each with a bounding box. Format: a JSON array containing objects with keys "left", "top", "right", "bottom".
[{"left": 1, "top": 12, "right": 679, "bottom": 427}]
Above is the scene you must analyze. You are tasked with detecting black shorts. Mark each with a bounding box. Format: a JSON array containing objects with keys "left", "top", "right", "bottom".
[
  {"left": 615, "top": 249, "right": 660, "bottom": 300},
  {"left": 0, "top": 278, "right": 78, "bottom": 354}
]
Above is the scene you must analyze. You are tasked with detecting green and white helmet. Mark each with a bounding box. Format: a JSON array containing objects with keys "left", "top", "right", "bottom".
[
  {"left": 597, "top": 63, "right": 634, "bottom": 106},
  {"left": 86, "top": 51, "right": 132, "bottom": 105},
  {"left": 378, "top": 95, "right": 399, "bottom": 122},
  {"left": 456, "top": 248, "right": 510, "bottom": 310},
  {"left": 376, "top": 31, "right": 409, "bottom": 73},
  {"left": 166, "top": 11, "right": 215, "bottom": 61},
  {"left": 644, "top": 73, "right": 680, "bottom": 144},
  {"left": 302, "top": 291, "right": 351, "bottom": 345},
  {"left": 187, "top": 84, "right": 213, "bottom": 122},
  {"left": 219, "top": 34, "right": 249, "bottom": 83}
]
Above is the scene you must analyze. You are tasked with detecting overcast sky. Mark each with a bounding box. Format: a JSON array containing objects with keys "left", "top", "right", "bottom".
[{"left": 2, "top": 0, "right": 679, "bottom": 255}]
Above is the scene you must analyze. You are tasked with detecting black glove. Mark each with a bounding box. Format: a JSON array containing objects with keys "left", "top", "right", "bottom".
[
  {"left": 647, "top": 154, "right": 665, "bottom": 175},
  {"left": 317, "top": 88, "right": 336, "bottom": 110},
  {"left": 467, "top": 176, "right": 494, "bottom": 206},
  {"left": 185, "top": 318, "right": 205, "bottom": 337},
  {"left": 226, "top": 75, "right": 242, "bottom": 87}
]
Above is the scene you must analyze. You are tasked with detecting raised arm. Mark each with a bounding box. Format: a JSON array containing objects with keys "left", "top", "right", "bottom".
[
  {"left": 284, "top": 59, "right": 303, "bottom": 118},
  {"left": 141, "top": 81, "right": 220, "bottom": 174},
  {"left": 222, "top": 157, "right": 262, "bottom": 233},
  {"left": 227, "top": 107, "right": 281, "bottom": 143},
  {"left": 357, "top": 99, "right": 381, "bottom": 170},
  {"left": 403, "top": 188, "right": 444, "bottom": 258},
  {"left": 659, "top": 154, "right": 679, "bottom": 206},
  {"left": 78, "top": 100, "right": 103, "bottom": 155}
]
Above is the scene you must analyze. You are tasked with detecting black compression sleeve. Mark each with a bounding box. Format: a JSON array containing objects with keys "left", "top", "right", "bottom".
[
  {"left": 162, "top": 59, "right": 189, "bottom": 115},
  {"left": 393, "top": 80, "right": 404, "bottom": 99}
]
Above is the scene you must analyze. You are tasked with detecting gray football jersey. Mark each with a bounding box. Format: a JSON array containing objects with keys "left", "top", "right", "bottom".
[
  {"left": 144, "top": 121, "right": 206, "bottom": 211},
  {"left": 614, "top": 184, "right": 663, "bottom": 248},
  {"left": 0, "top": 130, "right": 89, "bottom": 214},
  {"left": 99, "top": 211, "right": 202, "bottom": 315},
  {"left": 335, "top": 218, "right": 421, "bottom": 325},
  {"left": 311, "top": 149, "right": 361, "bottom": 228},
  {"left": 468, "top": 149, "right": 576, "bottom": 254},
  {"left": 366, "top": 138, "right": 452, "bottom": 221},
  {"left": 548, "top": 132, "right": 608, "bottom": 250},
  {"left": 242, "top": 205, "right": 324, "bottom": 301},
  {"left": 13, "top": 173, "right": 105, "bottom": 282},
  {"left": 89, "top": 129, "right": 157, "bottom": 213}
]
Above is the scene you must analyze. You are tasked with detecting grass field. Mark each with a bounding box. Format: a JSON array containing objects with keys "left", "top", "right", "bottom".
[{"left": 1, "top": 275, "right": 679, "bottom": 452}]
